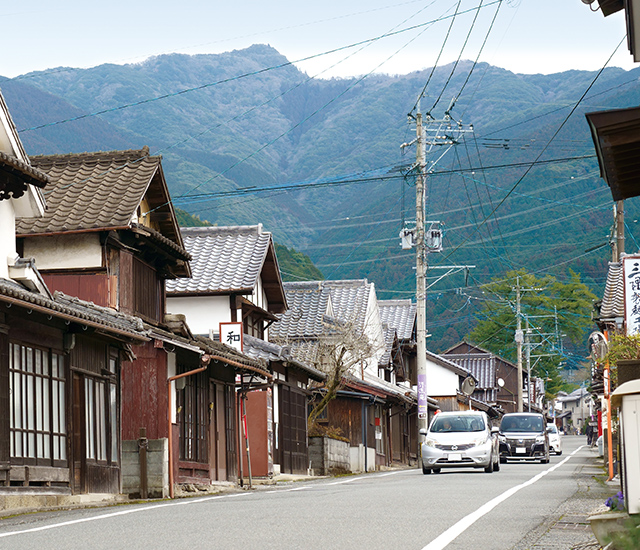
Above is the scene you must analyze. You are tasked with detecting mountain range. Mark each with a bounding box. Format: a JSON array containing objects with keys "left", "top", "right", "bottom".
[{"left": 3, "top": 44, "right": 638, "bottom": 350}]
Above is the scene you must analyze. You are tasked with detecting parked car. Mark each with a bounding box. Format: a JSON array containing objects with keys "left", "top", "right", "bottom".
[
  {"left": 547, "top": 423, "right": 562, "bottom": 455},
  {"left": 419, "top": 411, "right": 500, "bottom": 474},
  {"left": 498, "top": 412, "right": 550, "bottom": 463}
]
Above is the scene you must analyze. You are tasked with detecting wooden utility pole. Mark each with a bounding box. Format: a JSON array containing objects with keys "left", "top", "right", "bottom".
[
  {"left": 415, "top": 111, "right": 428, "bottom": 431},
  {"left": 515, "top": 278, "right": 524, "bottom": 413}
]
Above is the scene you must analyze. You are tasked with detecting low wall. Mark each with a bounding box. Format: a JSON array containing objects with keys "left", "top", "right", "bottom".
[
  {"left": 122, "top": 438, "right": 168, "bottom": 499},
  {"left": 309, "top": 436, "right": 351, "bottom": 475},
  {"left": 349, "top": 445, "right": 376, "bottom": 473}
]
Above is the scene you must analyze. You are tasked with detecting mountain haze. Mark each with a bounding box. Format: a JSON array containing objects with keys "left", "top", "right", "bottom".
[{"left": 3, "top": 45, "right": 638, "bottom": 349}]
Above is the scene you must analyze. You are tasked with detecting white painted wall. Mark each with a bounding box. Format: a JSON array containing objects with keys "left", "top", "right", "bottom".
[
  {"left": 166, "top": 295, "right": 233, "bottom": 336},
  {"left": 0, "top": 201, "right": 15, "bottom": 279},
  {"left": 426, "top": 358, "right": 460, "bottom": 397},
  {"left": 23, "top": 233, "right": 102, "bottom": 270}
]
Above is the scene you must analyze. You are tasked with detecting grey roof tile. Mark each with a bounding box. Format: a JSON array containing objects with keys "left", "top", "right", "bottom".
[
  {"left": 322, "top": 279, "right": 372, "bottom": 331},
  {"left": 167, "top": 225, "right": 271, "bottom": 294},
  {"left": 17, "top": 148, "right": 158, "bottom": 235},
  {"left": 0, "top": 278, "right": 147, "bottom": 340},
  {"left": 243, "top": 334, "right": 325, "bottom": 381},
  {"left": 193, "top": 335, "right": 270, "bottom": 377},
  {"left": 378, "top": 299, "right": 416, "bottom": 341},
  {"left": 270, "top": 281, "right": 330, "bottom": 339},
  {"left": 444, "top": 353, "right": 496, "bottom": 390},
  {"left": 379, "top": 326, "right": 396, "bottom": 367},
  {"left": 599, "top": 261, "right": 624, "bottom": 320}
]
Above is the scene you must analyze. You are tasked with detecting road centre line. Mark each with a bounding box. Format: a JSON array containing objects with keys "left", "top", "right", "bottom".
[{"left": 422, "top": 446, "right": 585, "bottom": 550}]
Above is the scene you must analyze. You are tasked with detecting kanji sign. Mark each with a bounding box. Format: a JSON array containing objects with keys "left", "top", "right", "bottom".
[
  {"left": 418, "top": 373, "right": 428, "bottom": 419},
  {"left": 220, "top": 322, "right": 243, "bottom": 352},
  {"left": 624, "top": 256, "right": 640, "bottom": 335}
]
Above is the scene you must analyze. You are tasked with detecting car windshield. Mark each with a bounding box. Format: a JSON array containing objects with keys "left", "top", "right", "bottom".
[
  {"left": 501, "top": 415, "right": 544, "bottom": 433},
  {"left": 430, "top": 415, "right": 485, "bottom": 433}
]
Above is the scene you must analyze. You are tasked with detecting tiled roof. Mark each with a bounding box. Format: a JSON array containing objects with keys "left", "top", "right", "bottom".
[
  {"left": 270, "top": 281, "right": 331, "bottom": 339},
  {"left": 193, "top": 335, "right": 270, "bottom": 377},
  {"left": 0, "top": 278, "right": 147, "bottom": 341},
  {"left": 323, "top": 279, "right": 372, "bottom": 332},
  {"left": 166, "top": 225, "right": 281, "bottom": 298},
  {"left": 378, "top": 299, "right": 416, "bottom": 341},
  {"left": 598, "top": 262, "right": 624, "bottom": 321},
  {"left": 244, "top": 334, "right": 325, "bottom": 381},
  {"left": 426, "top": 350, "right": 471, "bottom": 379},
  {"left": 379, "top": 326, "right": 396, "bottom": 368},
  {"left": 444, "top": 353, "right": 496, "bottom": 390},
  {"left": 16, "top": 148, "right": 159, "bottom": 235},
  {"left": 282, "top": 340, "right": 321, "bottom": 367}
]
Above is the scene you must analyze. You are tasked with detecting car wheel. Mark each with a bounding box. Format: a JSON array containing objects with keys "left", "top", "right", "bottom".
[
  {"left": 433, "top": 468, "right": 441, "bottom": 474},
  {"left": 422, "top": 464, "right": 431, "bottom": 475},
  {"left": 494, "top": 455, "right": 500, "bottom": 472},
  {"left": 484, "top": 456, "right": 494, "bottom": 473}
]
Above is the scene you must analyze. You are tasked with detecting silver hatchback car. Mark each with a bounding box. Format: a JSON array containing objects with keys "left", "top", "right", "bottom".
[{"left": 419, "top": 411, "right": 500, "bottom": 474}]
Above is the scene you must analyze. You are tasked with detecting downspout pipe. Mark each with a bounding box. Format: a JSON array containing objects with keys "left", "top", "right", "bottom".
[{"left": 167, "top": 354, "right": 267, "bottom": 498}]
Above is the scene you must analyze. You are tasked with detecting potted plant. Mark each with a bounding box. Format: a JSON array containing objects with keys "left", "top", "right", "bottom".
[{"left": 589, "top": 492, "right": 629, "bottom": 547}]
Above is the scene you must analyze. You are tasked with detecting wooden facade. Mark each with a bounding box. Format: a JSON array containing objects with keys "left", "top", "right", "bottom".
[{"left": 0, "top": 295, "right": 143, "bottom": 494}]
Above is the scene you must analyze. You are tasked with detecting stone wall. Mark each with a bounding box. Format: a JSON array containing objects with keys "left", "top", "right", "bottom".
[
  {"left": 122, "top": 438, "right": 168, "bottom": 498},
  {"left": 309, "top": 436, "right": 351, "bottom": 475}
]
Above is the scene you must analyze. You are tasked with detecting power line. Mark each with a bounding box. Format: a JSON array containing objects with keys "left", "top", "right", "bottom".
[{"left": 18, "top": 1, "right": 501, "bottom": 133}]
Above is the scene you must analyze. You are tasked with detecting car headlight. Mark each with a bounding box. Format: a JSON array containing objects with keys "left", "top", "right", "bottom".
[
  {"left": 425, "top": 437, "right": 437, "bottom": 447},
  {"left": 535, "top": 435, "right": 546, "bottom": 444},
  {"left": 498, "top": 435, "right": 506, "bottom": 443},
  {"left": 472, "top": 435, "right": 489, "bottom": 447}
]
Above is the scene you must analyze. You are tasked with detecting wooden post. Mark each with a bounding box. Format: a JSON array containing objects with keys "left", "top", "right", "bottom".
[{"left": 138, "top": 427, "right": 148, "bottom": 499}]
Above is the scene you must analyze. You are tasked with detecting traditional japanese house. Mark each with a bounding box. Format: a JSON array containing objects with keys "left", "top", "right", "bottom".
[
  {"left": 443, "top": 341, "right": 524, "bottom": 414},
  {"left": 377, "top": 299, "right": 419, "bottom": 462},
  {"left": 166, "top": 225, "right": 323, "bottom": 478},
  {"left": 14, "top": 148, "right": 256, "bottom": 495},
  {"left": 271, "top": 280, "right": 429, "bottom": 472},
  {"left": 0, "top": 93, "right": 148, "bottom": 501}
]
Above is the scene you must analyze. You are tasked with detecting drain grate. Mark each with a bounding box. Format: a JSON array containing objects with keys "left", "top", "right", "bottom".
[{"left": 552, "top": 516, "right": 592, "bottom": 531}]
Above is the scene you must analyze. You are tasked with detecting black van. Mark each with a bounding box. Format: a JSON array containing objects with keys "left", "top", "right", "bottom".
[{"left": 498, "top": 412, "right": 550, "bottom": 463}]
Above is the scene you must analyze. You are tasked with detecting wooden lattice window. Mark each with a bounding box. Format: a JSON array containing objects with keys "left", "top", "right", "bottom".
[
  {"left": 9, "top": 343, "right": 66, "bottom": 464},
  {"left": 178, "top": 369, "right": 208, "bottom": 463}
]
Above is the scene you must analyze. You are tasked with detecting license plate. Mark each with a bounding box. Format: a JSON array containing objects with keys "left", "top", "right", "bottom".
[
  {"left": 448, "top": 453, "right": 462, "bottom": 461},
  {"left": 516, "top": 447, "right": 526, "bottom": 454}
]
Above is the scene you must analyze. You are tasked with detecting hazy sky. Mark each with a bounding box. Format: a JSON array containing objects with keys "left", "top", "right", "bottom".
[{"left": 1, "top": 1, "right": 633, "bottom": 78}]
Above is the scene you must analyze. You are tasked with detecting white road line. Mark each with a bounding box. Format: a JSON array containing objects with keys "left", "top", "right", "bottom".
[
  {"left": 0, "top": 492, "right": 248, "bottom": 538},
  {"left": 422, "top": 446, "right": 585, "bottom": 550},
  {"left": 0, "top": 481, "right": 314, "bottom": 538}
]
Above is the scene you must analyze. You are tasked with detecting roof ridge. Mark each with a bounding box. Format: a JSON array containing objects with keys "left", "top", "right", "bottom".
[
  {"left": 180, "top": 224, "right": 267, "bottom": 237},
  {"left": 31, "top": 146, "right": 154, "bottom": 164}
]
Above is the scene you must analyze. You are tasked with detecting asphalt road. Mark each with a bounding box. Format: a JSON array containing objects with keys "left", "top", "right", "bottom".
[{"left": 0, "top": 436, "right": 590, "bottom": 550}]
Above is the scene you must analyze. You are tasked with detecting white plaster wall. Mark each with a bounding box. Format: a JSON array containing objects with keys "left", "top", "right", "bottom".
[
  {"left": 362, "top": 284, "right": 386, "bottom": 376},
  {"left": 166, "top": 295, "right": 232, "bottom": 336},
  {"left": 0, "top": 201, "right": 15, "bottom": 279},
  {"left": 23, "top": 233, "right": 102, "bottom": 270},
  {"left": 426, "top": 360, "right": 460, "bottom": 397}
]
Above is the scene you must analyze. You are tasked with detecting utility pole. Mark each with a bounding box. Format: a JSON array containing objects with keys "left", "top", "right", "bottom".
[
  {"left": 614, "top": 200, "right": 625, "bottom": 261},
  {"left": 415, "top": 110, "right": 428, "bottom": 431},
  {"left": 401, "top": 98, "right": 473, "bottom": 431},
  {"left": 515, "top": 278, "right": 524, "bottom": 413}
]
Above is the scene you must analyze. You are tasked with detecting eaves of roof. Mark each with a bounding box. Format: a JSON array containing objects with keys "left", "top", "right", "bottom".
[
  {"left": 193, "top": 335, "right": 271, "bottom": 379},
  {"left": 0, "top": 280, "right": 148, "bottom": 342},
  {"left": 426, "top": 350, "right": 472, "bottom": 379},
  {"left": 586, "top": 106, "right": 640, "bottom": 201},
  {"left": 0, "top": 150, "right": 49, "bottom": 187}
]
